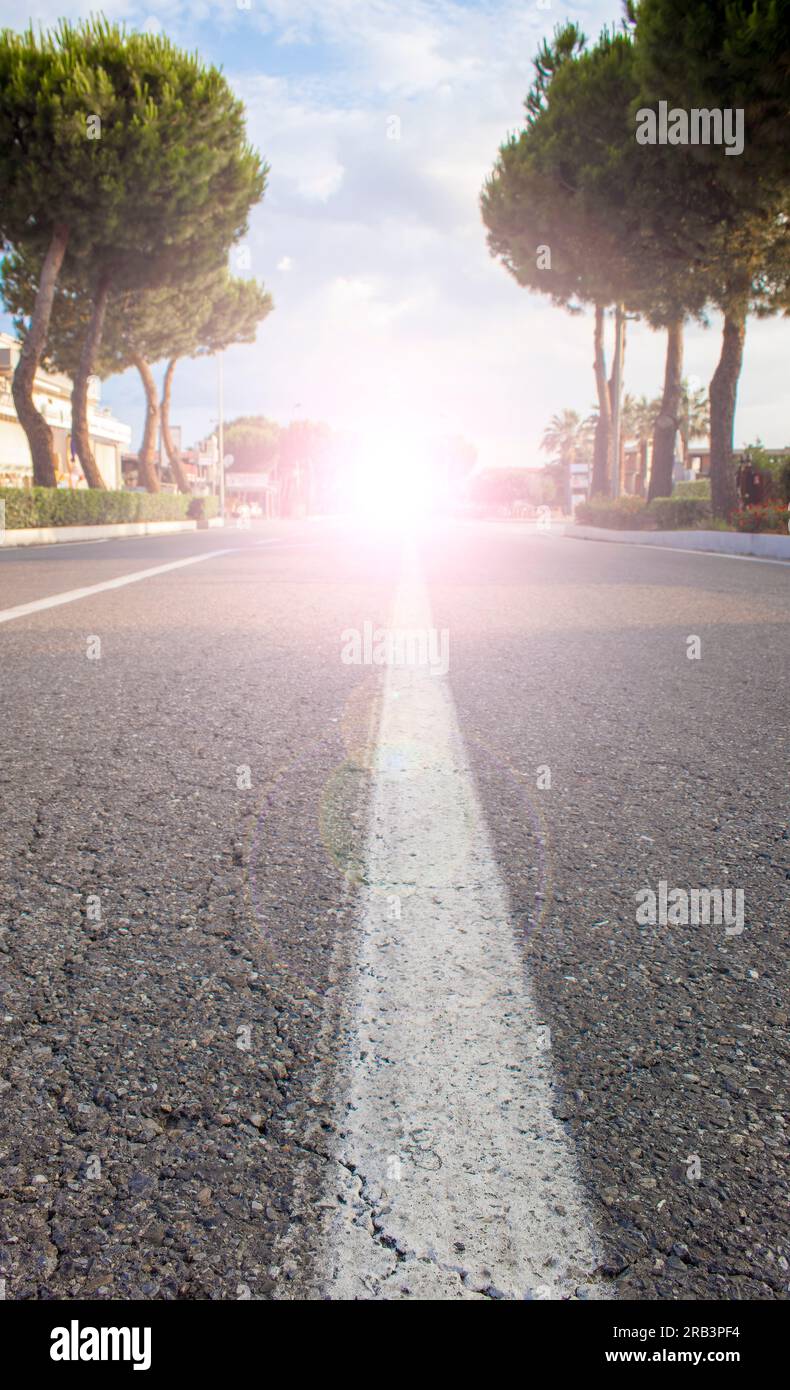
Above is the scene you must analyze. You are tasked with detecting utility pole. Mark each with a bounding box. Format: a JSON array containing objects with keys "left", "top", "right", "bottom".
[
  {"left": 610, "top": 304, "right": 625, "bottom": 498},
  {"left": 218, "top": 354, "right": 225, "bottom": 520},
  {"left": 292, "top": 401, "right": 302, "bottom": 517}
]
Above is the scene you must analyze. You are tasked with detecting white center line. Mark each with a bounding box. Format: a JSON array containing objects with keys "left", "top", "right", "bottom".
[
  {"left": 323, "top": 546, "right": 603, "bottom": 1300},
  {"left": 0, "top": 548, "right": 237, "bottom": 626}
]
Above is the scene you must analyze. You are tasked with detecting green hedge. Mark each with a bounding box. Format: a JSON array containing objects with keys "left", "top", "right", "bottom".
[
  {"left": 575, "top": 494, "right": 712, "bottom": 530},
  {"left": 575, "top": 495, "right": 649, "bottom": 529},
  {"left": 0, "top": 488, "right": 218, "bottom": 529},
  {"left": 648, "top": 496, "right": 711, "bottom": 529},
  {"left": 674, "top": 478, "right": 711, "bottom": 499}
]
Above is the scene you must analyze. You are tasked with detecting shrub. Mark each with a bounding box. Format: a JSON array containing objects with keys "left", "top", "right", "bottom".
[
  {"left": 575, "top": 494, "right": 716, "bottom": 531},
  {"left": 0, "top": 488, "right": 218, "bottom": 529},
  {"left": 674, "top": 478, "right": 711, "bottom": 499},
  {"left": 733, "top": 504, "right": 790, "bottom": 534},
  {"left": 575, "top": 495, "right": 649, "bottom": 529},
  {"left": 741, "top": 446, "right": 790, "bottom": 503},
  {"left": 647, "top": 496, "right": 711, "bottom": 529}
]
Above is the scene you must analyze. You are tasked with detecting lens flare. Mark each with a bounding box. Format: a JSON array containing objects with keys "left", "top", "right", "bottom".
[{"left": 351, "top": 433, "right": 432, "bottom": 523}]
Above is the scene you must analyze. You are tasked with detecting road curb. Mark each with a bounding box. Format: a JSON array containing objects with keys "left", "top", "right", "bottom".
[
  {"left": 563, "top": 524, "right": 790, "bottom": 560},
  {"left": 0, "top": 517, "right": 225, "bottom": 548}
]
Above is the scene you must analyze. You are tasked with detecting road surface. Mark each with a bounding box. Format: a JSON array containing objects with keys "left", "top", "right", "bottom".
[{"left": 0, "top": 519, "right": 787, "bottom": 1300}]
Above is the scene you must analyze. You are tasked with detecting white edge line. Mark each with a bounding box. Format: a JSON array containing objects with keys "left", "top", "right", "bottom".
[
  {"left": 0, "top": 531, "right": 290, "bottom": 554},
  {"left": 562, "top": 533, "right": 790, "bottom": 567},
  {"left": 0, "top": 548, "right": 237, "bottom": 626}
]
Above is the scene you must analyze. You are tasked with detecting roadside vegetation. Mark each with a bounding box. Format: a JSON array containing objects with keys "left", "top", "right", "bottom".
[
  {"left": 576, "top": 494, "right": 790, "bottom": 534},
  {"left": 0, "top": 18, "right": 270, "bottom": 491},
  {"left": 0, "top": 487, "right": 219, "bottom": 529},
  {"left": 481, "top": 1, "right": 790, "bottom": 521},
  {"left": 1, "top": 6, "right": 787, "bottom": 531}
]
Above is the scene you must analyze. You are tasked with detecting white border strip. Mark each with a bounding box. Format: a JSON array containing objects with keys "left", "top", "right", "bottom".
[
  {"left": 564, "top": 524, "right": 790, "bottom": 563},
  {"left": 0, "top": 518, "right": 226, "bottom": 549}
]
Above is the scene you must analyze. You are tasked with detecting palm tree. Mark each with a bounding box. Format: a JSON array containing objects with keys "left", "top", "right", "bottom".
[
  {"left": 541, "top": 409, "right": 589, "bottom": 511},
  {"left": 678, "top": 380, "right": 710, "bottom": 469},
  {"left": 621, "top": 394, "right": 661, "bottom": 493}
]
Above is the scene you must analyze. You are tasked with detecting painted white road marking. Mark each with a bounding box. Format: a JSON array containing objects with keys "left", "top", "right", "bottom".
[
  {"left": 564, "top": 535, "right": 790, "bottom": 566},
  {"left": 0, "top": 549, "right": 237, "bottom": 626},
  {"left": 325, "top": 547, "right": 603, "bottom": 1300}
]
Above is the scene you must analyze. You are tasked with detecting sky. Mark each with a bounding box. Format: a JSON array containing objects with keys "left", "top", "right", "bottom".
[{"left": 8, "top": 0, "right": 790, "bottom": 467}]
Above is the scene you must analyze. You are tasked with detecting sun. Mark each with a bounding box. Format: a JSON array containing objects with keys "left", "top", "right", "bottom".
[{"left": 350, "top": 432, "right": 432, "bottom": 523}]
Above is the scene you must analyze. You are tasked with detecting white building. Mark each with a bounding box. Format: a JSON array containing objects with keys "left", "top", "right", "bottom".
[{"left": 0, "top": 333, "right": 131, "bottom": 489}]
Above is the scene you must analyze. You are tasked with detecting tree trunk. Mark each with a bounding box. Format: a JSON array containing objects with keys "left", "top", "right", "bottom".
[
  {"left": 639, "top": 438, "right": 649, "bottom": 495},
  {"left": 132, "top": 353, "right": 161, "bottom": 493},
  {"left": 709, "top": 310, "right": 746, "bottom": 520},
  {"left": 647, "top": 318, "right": 684, "bottom": 503},
  {"left": 591, "top": 303, "right": 610, "bottom": 497},
  {"left": 11, "top": 223, "right": 70, "bottom": 487},
  {"left": 161, "top": 356, "right": 190, "bottom": 494},
  {"left": 71, "top": 274, "right": 111, "bottom": 489},
  {"left": 608, "top": 305, "right": 626, "bottom": 497}
]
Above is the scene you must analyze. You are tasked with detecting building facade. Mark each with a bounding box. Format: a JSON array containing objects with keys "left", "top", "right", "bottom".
[{"left": 0, "top": 334, "right": 131, "bottom": 489}]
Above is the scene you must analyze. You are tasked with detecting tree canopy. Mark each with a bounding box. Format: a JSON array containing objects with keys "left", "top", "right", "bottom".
[
  {"left": 0, "top": 18, "right": 266, "bottom": 484},
  {"left": 223, "top": 417, "right": 282, "bottom": 474},
  {"left": 482, "top": 15, "right": 790, "bottom": 515}
]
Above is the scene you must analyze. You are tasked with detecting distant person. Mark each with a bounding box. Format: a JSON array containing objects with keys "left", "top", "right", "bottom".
[{"left": 735, "top": 455, "right": 754, "bottom": 508}]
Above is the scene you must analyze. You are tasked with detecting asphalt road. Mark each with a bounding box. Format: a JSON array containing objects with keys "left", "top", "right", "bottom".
[{"left": 0, "top": 520, "right": 787, "bottom": 1301}]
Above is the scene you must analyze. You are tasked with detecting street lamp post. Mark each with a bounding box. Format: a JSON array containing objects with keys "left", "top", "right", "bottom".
[
  {"left": 611, "top": 309, "right": 641, "bottom": 499},
  {"left": 217, "top": 354, "right": 225, "bottom": 520}
]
